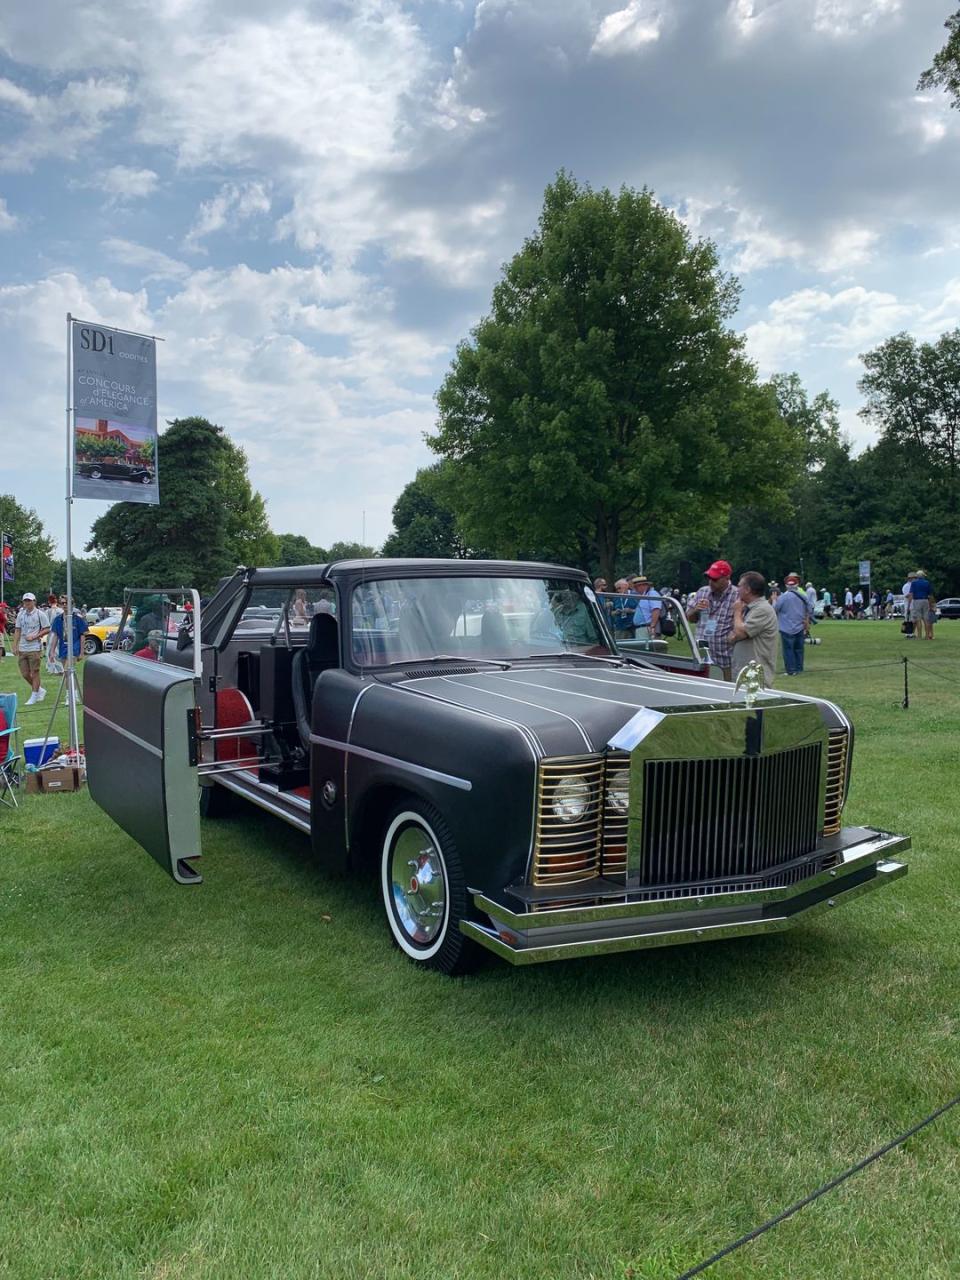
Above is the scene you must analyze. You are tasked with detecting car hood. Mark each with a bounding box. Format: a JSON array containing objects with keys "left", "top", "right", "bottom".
[{"left": 396, "top": 663, "right": 800, "bottom": 757}]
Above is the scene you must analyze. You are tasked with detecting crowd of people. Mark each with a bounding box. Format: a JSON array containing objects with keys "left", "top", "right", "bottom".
[
  {"left": 0, "top": 591, "right": 90, "bottom": 706},
  {"left": 595, "top": 560, "right": 939, "bottom": 685}
]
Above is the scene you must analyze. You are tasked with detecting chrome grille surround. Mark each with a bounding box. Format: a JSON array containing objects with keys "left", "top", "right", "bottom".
[
  {"left": 824, "top": 728, "right": 849, "bottom": 836},
  {"left": 530, "top": 756, "right": 604, "bottom": 885},
  {"left": 639, "top": 745, "right": 822, "bottom": 888}
]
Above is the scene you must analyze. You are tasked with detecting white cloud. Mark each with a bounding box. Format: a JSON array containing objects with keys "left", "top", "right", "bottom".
[
  {"left": 675, "top": 195, "right": 880, "bottom": 276},
  {"left": 813, "top": 0, "right": 900, "bottom": 37},
  {"left": 102, "top": 165, "right": 159, "bottom": 200},
  {"left": 0, "top": 75, "right": 129, "bottom": 171},
  {"left": 184, "top": 181, "right": 271, "bottom": 252},
  {"left": 0, "top": 198, "right": 17, "bottom": 230},
  {"left": 592, "top": 1, "right": 663, "bottom": 55},
  {"left": 103, "top": 238, "right": 189, "bottom": 281},
  {"left": 744, "top": 285, "right": 913, "bottom": 375}
]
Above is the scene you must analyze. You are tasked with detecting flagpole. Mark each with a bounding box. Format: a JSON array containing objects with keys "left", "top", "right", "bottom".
[{"left": 64, "top": 313, "right": 80, "bottom": 760}]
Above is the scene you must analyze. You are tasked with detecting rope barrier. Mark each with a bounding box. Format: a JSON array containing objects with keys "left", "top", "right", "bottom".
[{"left": 674, "top": 1092, "right": 960, "bottom": 1279}]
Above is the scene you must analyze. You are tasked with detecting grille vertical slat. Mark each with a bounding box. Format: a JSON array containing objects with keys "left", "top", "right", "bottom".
[{"left": 639, "top": 745, "right": 822, "bottom": 888}]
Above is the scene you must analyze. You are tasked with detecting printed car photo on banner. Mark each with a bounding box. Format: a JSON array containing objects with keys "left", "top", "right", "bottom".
[
  {"left": 71, "top": 324, "right": 158, "bottom": 505},
  {"left": 1, "top": 533, "right": 12, "bottom": 583}
]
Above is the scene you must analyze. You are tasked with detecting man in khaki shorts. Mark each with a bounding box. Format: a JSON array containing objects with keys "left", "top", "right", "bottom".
[{"left": 13, "top": 592, "right": 50, "bottom": 705}]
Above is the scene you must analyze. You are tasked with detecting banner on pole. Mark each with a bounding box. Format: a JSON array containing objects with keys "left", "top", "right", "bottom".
[
  {"left": 1, "top": 533, "right": 12, "bottom": 583},
  {"left": 858, "top": 559, "right": 871, "bottom": 585},
  {"left": 71, "top": 323, "right": 159, "bottom": 505}
]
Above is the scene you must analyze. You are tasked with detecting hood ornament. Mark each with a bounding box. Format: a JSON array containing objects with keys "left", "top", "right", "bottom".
[{"left": 733, "top": 659, "right": 766, "bottom": 708}]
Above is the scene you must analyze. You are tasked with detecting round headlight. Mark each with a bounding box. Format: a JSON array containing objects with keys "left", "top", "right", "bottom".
[
  {"left": 607, "top": 768, "right": 630, "bottom": 815},
  {"left": 552, "top": 775, "right": 591, "bottom": 822}
]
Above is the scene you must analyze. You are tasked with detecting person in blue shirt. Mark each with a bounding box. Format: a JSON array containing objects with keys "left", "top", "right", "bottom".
[
  {"left": 773, "top": 572, "right": 810, "bottom": 675},
  {"left": 50, "top": 600, "right": 89, "bottom": 663},
  {"left": 631, "top": 576, "right": 662, "bottom": 637},
  {"left": 909, "top": 570, "right": 935, "bottom": 639}
]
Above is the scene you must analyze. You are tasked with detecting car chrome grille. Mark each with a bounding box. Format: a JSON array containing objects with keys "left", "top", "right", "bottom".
[
  {"left": 823, "top": 729, "right": 848, "bottom": 836},
  {"left": 639, "top": 745, "right": 822, "bottom": 886},
  {"left": 530, "top": 757, "right": 604, "bottom": 885}
]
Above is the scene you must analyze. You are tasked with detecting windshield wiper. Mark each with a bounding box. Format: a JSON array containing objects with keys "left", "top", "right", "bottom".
[{"left": 379, "top": 654, "right": 512, "bottom": 671}]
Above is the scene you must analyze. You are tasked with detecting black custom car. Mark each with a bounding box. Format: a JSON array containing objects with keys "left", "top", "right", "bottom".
[
  {"left": 77, "top": 460, "right": 154, "bottom": 484},
  {"left": 83, "top": 560, "right": 909, "bottom": 973}
]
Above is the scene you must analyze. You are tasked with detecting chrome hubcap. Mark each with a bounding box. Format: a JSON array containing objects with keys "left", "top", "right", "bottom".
[{"left": 390, "top": 824, "right": 446, "bottom": 946}]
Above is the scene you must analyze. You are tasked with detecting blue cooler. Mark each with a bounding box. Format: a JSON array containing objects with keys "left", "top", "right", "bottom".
[{"left": 24, "top": 737, "right": 59, "bottom": 768}]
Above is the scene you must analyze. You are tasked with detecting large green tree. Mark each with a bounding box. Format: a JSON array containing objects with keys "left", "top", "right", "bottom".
[
  {"left": 918, "top": 7, "right": 960, "bottom": 107},
  {"left": 859, "top": 330, "right": 960, "bottom": 495},
  {"left": 381, "top": 465, "right": 480, "bottom": 559},
  {"left": 274, "top": 533, "right": 326, "bottom": 566},
  {"left": 0, "top": 494, "right": 56, "bottom": 601},
  {"left": 429, "top": 173, "right": 797, "bottom": 586},
  {"left": 87, "top": 417, "right": 276, "bottom": 592}
]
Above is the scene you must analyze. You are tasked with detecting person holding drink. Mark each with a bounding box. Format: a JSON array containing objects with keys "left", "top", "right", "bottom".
[{"left": 685, "top": 559, "right": 738, "bottom": 681}]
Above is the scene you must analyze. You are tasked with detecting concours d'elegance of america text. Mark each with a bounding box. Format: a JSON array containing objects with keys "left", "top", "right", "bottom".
[{"left": 84, "top": 559, "right": 909, "bottom": 973}]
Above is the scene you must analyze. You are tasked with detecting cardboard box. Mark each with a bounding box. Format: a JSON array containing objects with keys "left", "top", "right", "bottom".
[
  {"left": 24, "top": 772, "right": 42, "bottom": 795},
  {"left": 39, "top": 766, "right": 81, "bottom": 794}
]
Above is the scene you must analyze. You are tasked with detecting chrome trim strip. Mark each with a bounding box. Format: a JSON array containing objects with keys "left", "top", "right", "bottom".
[
  {"left": 221, "top": 767, "right": 311, "bottom": 810},
  {"left": 344, "top": 682, "right": 377, "bottom": 852},
  {"left": 309, "top": 733, "right": 473, "bottom": 792},
  {"left": 83, "top": 705, "right": 163, "bottom": 758},
  {"left": 476, "top": 831, "right": 910, "bottom": 929},
  {"left": 215, "top": 773, "right": 312, "bottom": 832},
  {"left": 465, "top": 860, "right": 906, "bottom": 964}
]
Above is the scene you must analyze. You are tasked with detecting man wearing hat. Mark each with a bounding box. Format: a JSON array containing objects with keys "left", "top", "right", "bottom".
[
  {"left": 686, "top": 560, "right": 738, "bottom": 681},
  {"left": 630, "top": 576, "right": 662, "bottom": 637},
  {"left": 12, "top": 592, "right": 50, "bottom": 705},
  {"left": 133, "top": 630, "right": 164, "bottom": 661},
  {"left": 774, "top": 573, "right": 811, "bottom": 675}
]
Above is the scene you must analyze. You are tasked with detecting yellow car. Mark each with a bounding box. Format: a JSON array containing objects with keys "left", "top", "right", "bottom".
[{"left": 82, "top": 613, "right": 124, "bottom": 656}]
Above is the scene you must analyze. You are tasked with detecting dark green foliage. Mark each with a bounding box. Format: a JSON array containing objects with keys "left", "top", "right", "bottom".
[
  {"left": 0, "top": 494, "right": 55, "bottom": 598},
  {"left": 75, "top": 435, "right": 128, "bottom": 460},
  {"left": 86, "top": 417, "right": 277, "bottom": 592},
  {"left": 51, "top": 553, "right": 129, "bottom": 606},
  {"left": 274, "top": 533, "right": 326, "bottom": 566},
  {"left": 917, "top": 7, "right": 960, "bottom": 107},
  {"left": 430, "top": 172, "right": 797, "bottom": 585},
  {"left": 381, "top": 465, "right": 480, "bottom": 558},
  {"left": 325, "top": 541, "right": 376, "bottom": 561}
]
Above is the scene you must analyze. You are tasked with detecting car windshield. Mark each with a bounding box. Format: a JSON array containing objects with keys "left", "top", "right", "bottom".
[{"left": 350, "top": 576, "right": 612, "bottom": 667}]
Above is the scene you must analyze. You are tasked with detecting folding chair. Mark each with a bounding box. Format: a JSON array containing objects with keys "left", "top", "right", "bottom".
[{"left": 0, "top": 691, "right": 21, "bottom": 809}]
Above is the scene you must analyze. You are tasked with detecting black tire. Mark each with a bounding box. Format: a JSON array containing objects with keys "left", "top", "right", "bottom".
[
  {"left": 199, "top": 782, "right": 234, "bottom": 819},
  {"left": 88, "top": 466, "right": 102, "bottom": 479},
  {"left": 83, "top": 635, "right": 101, "bottom": 656},
  {"left": 140, "top": 473, "right": 152, "bottom": 484},
  {"left": 380, "top": 800, "right": 481, "bottom": 975}
]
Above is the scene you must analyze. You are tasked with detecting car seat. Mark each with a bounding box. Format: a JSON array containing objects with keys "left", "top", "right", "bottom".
[
  {"left": 291, "top": 614, "right": 340, "bottom": 748},
  {"left": 480, "top": 608, "right": 509, "bottom": 653}
]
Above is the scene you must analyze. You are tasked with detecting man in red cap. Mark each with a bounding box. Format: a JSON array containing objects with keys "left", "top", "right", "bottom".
[{"left": 686, "top": 560, "right": 738, "bottom": 680}]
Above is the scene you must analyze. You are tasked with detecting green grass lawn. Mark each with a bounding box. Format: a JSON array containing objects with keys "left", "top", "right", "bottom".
[{"left": 1, "top": 622, "right": 958, "bottom": 1279}]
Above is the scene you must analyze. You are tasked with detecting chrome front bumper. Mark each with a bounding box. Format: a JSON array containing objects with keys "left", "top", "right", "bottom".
[{"left": 462, "top": 827, "right": 909, "bottom": 965}]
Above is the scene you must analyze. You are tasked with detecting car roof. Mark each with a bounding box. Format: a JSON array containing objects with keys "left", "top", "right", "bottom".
[{"left": 244, "top": 559, "right": 590, "bottom": 587}]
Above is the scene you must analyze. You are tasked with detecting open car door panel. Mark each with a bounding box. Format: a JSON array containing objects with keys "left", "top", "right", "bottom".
[{"left": 84, "top": 653, "right": 202, "bottom": 884}]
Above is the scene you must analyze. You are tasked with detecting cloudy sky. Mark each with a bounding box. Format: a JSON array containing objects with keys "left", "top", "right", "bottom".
[{"left": 1, "top": 0, "right": 957, "bottom": 560}]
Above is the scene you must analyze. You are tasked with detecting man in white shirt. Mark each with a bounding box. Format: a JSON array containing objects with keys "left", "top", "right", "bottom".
[
  {"left": 13, "top": 592, "right": 50, "bottom": 704},
  {"left": 804, "top": 582, "right": 817, "bottom": 613}
]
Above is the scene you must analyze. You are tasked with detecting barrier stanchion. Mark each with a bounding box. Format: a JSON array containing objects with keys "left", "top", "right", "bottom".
[{"left": 902, "top": 655, "right": 909, "bottom": 710}]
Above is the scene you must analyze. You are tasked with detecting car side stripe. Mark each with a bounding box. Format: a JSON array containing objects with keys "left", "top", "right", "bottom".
[
  {"left": 309, "top": 734, "right": 473, "bottom": 791},
  {"left": 84, "top": 706, "right": 163, "bottom": 758}
]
